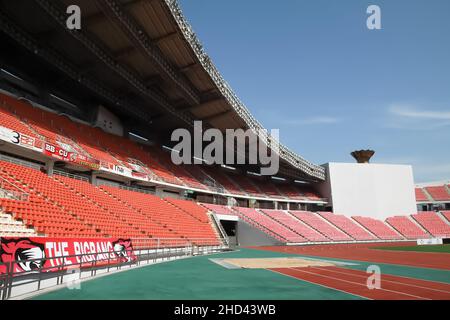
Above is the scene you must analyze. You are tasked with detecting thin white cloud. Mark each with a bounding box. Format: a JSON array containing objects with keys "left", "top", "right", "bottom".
[
  {"left": 389, "top": 104, "right": 450, "bottom": 120},
  {"left": 386, "top": 104, "right": 450, "bottom": 130},
  {"left": 283, "top": 116, "right": 341, "bottom": 126}
]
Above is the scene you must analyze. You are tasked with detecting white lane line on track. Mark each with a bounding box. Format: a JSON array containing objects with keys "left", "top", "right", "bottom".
[
  {"left": 310, "top": 266, "right": 450, "bottom": 295},
  {"left": 267, "top": 269, "right": 370, "bottom": 300},
  {"left": 288, "top": 267, "right": 430, "bottom": 300}
]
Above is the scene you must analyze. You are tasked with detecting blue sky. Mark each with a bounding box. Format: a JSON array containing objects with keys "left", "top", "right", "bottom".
[{"left": 178, "top": 0, "right": 450, "bottom": 182}]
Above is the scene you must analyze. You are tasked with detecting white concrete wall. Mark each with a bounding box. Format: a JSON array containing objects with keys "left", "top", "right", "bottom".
[{"left": 320, "top": 162, "right": 417, "bottom": 220}]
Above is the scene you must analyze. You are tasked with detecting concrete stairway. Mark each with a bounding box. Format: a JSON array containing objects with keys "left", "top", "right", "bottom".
[{"left": 0, "top": 210, "right": 36, "bottom": 237}]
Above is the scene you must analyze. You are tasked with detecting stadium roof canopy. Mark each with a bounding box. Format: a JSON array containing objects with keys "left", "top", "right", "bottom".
[{"left": 0, "top": 0, "right": 325, "bottom": 181}]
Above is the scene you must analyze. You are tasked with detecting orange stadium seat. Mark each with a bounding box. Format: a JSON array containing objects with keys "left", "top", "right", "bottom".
[
  {"left": 100, "top": 186, "right": 219, "bottom": 245},
  {"left": 227, "top": 175, "right": 263, "bottom": 197},
  {"left": 274, "top": 184, "right": 305, "bottom": 200},
  {"left": 256, "top": 183, "right": 284, "bottom": 199},
  {"left": 0, "top": 92, "right": 327, "bottom": 200},
  {"left": 0, "top": 160, "right": 220, "bottom": 244},
  {"left": 201, "top": 167, "right": 246, "bottom": 195},
  {"left": 0, "top": 161, "right": 98, "bottom": 238},
  {"left": 201, "top": 203, "right": 237, "bottom": 216}
]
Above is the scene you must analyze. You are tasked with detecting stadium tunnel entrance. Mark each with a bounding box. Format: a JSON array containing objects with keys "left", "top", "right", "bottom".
[{"left": 219, "top": 220, "right": 238, "bottom": 247}]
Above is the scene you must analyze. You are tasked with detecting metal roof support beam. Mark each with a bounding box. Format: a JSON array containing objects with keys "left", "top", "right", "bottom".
[
  {"left": 94, "top": 0, "right": 201, "bottom": 107},
  {"left": 179, "top": 62, "right": 197, "bottom": 73},
  {"left": 0, "top": 9, "right": 153, "bottom": 124},
  {"left": 33, "top": 0, "right": 194, "bottom": 126},
  {"left": 201, "top": 109, "right": 232, "bottom": 122},
  {"left": 183, "top": 98, "right": 223, "bottom": 113},
  {"left": 153, "top": 31, "right": 178, "bottom": 45},
  {"left": 143, "top": 75, "right": 163, "bottom": 88},
  {"left": 124, "top": 0, "right": 152, "bottom": 9},
  {"left": 113, "top": 46, "right": 135, "bottom": 60},
  {"left": 163, "top": 0, "right": 326, "bottom": 180},
  {"left": 83, "top": 12, "right": 105, "bottom": 26}
]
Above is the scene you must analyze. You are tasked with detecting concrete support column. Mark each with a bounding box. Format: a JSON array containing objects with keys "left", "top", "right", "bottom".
[
  {"left": 286, "top": 202, "right": 290, "bottom": 210},
  {"left": 274, "top": 201, "right": 278, "bottom": 210},
  {"left": 227, "top": 197, "right": 236, "bottom": 207},
  {"left": 45, "top": 160, "right": 55, "bottom": 176},
  {"left": 155, "top": 186, "right": 164, "bottom": 198},
  {"left": 91, "top": 172, "right": 98, "bottom": 186}
]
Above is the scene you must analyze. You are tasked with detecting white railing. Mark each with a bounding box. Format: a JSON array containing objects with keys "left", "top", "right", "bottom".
[
  {"left": 0, "top": 153, "right": 41, "bottom": 170},
  {"left": 97, "top": 180, "right": 155, "bottom": 195},
  {"left": 53, "top": 170, "right": 89, "bottom": 182},
  {"left": 0, "top": 237, "right": 227, "bottom": 300},
  {"left": 0, "top": 176, "right": 29, "bottom": 201},
  {"left": 209, "top": 213, "right": 229, "bottom": 246}
]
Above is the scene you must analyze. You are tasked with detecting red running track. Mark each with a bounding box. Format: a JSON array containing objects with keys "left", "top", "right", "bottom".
[
  {"left": 256, "top": 242, "right": 450, "bottom": 270},
  {"left": 269, "top": 266, "right": 450, "bottom": 300}
]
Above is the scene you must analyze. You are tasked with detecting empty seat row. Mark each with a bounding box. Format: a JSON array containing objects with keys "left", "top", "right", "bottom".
[
  {"left": 289, "top": 211, "right": 352, "bottom": 241},
  {"left": 0, "top": 92, "right": 323, "bottom": 200},
  {"left": 233, "top": 207, "right": 305, "bottom": 243},
  {"left": 261, "top": 209, "right": 328, "bottom": 242},
  {"left": 385, "top": 216, "right": 430, "bottom": 239},
  {"left": 411, "top": 212, "right": 450, "bottom": 238},
  {"left": 0, "top": 160, "right": 220, "bottom": 244},
  {"left": 351, "top": 216, "right": 403, "bottom": 240},
  {"left": 317, "top": 212, "right": 376, "bottom": 241},
  {"left": 201, "top": 203, "right": 237, "bottom": 216}
]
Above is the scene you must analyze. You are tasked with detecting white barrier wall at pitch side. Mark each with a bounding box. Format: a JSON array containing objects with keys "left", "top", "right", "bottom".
[
  {"left": 417, "top": 238, "right": 443, "bottom": 245},
  {"left": 319, "top": 162, "right": 417, "bottom": 220}
]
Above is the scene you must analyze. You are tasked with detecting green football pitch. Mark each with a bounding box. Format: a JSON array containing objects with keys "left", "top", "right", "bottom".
[
  {"left": 374, "top": 244, "right": 450, "bottom": 254},
  {"left": 31, "top": 248, "right": 450, "bottom": 300}
]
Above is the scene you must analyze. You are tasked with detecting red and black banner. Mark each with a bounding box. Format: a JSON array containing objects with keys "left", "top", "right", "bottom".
[
  {"left": 43, "top": 143, "right": 76, "bottom": 162},
  {"left": 0, "top": 237, "right": 136, "bottom": 275}
]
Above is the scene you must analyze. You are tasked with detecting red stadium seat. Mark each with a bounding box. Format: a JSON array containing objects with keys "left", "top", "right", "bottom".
[
  {"left": 289, "top": 211, "right": 352, "bottom": 241},
  {"left": 352, "top": 216, "right": 403, "bottom": 240},
  {"left": 261, "top": 209, "right": 328, "bottom": 242},
  {"left": 232, "top": 207, "right": 306, "bottom": 243},
  {"left": 386, "top": 216, "right": 430, "bottom": 239},
  {"left": 0, "top": 160, "right": 220, "bottom": 244},
  {"left": 424, "top": 186, "right": 450, "bottom": 201},
  {"left": 0, "top": 92, "right": 326, "bottom": 201},
  {"left": 415, "top": 188, "right": 430, "bottom": 202},
  {"left": 411, "top": 212, "right": 450, "bottom": 238},
  {"left": 317, "top": 212, "right": 376, "bottom": 241},
  {"left": 201, "top": 203, "right": 238, "bottom": 216}
]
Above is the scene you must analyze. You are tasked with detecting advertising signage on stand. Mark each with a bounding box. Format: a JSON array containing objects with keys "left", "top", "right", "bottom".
[
  {"left": 0, "top": 126, "right": 43, "bottom": 152},
  {"left": 0, "top": 237, "right": 136, "bottom": 275},
  {"left": 44, "top": 143, "right": 102, "bottom": 170},
  {"left": 100, "top": 161, "right": 134, "bottom": 178},
  {"left": 73, "top": 153, "right": 101, "bottom": 170},
  {"left": 0, "top": 126, "right": 151, "bottom": 182},
  {"left": 43, "top": 143, "right": 76, "bottom": 162},
  {"left": 131, "top": 171, "right": 149, "bottom": 181}
]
